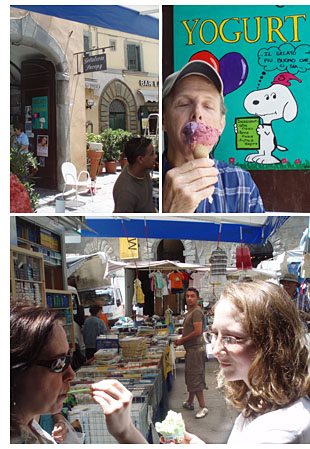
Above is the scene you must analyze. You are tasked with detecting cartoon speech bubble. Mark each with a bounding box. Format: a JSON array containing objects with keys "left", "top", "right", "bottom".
[{"left": 258, "top": 43, "right": 310, "bottom": 75}]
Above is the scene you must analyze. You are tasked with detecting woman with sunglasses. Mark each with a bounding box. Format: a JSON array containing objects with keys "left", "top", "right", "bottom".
[
  {"left": 10, "top": 302, "right": 147, "bottom": 443},
  {"left": 179, "top": 281, "right": 310, "bottom": 444}
]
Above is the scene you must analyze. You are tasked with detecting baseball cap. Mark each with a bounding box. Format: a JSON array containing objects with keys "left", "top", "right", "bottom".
[
  {"left": 279, "top": 273, "right": 300, "bottom": 286},
  {"left": 163, "top": 58, "right": 224, "bottom": 100}
]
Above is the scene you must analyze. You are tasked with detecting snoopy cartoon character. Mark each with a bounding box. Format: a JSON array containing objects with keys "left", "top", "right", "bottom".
[{"left": 240, "top": 73, "right": 301, "bottom": 164}]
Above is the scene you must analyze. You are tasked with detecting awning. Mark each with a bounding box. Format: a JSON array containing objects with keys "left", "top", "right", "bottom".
[
  {"left": 105, "top": 259, "right": 212, "bottom": 277},
  {"left": 104, "top": 259, "right": 278, "bottom": 279},
  {"left": 66, "top": 252, "right": 107, "bottom": 277},
  {"left": 138, "top": 89, "right": 158, "bottom": 103},
  {"left": 82, "top": 216, "right": 289, "bottom": 245},
  {"left": 12, "top": 5, "right": 159, "bottom": 40}
]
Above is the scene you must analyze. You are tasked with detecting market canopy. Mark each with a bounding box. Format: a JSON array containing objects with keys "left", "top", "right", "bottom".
[
  {"left": 104, "top": 258, "right": 278, "bottom": 278},
  {"left": 12, "top": 5, "right": 159, "bottom": 39},
  {"left": 82, "top": 216, "right": 289, "bottom": 245}
]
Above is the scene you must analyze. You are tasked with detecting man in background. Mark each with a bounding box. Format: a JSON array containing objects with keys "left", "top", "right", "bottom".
[
  {"left": 11, "top": 122, "right": 29, "bottom": 152},
  {"left": 82, "top": 304, "right": 107, "bottom": 359},
  {"left": 133, "top": 303, "right": 148, "bottom": 328},
  {"left": 174, "top": 287, "right": 208, "bottom": 418},
  {"left": 113, "top": 136, "right": 157, "bottom": 212},
  {"left": 280, "top": 272, "right": 310, "bottom": 330},
  {"left": 96, "top": 300, "right": 110, "bottom": 331}
]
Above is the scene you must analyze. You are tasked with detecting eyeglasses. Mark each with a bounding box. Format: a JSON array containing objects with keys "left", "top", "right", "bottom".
[
  {"left": 203, "top": 332, "right": 248, "bottom": 348},
  {"left": 35, "top": 351, "right": 72, "bottom": 373}
]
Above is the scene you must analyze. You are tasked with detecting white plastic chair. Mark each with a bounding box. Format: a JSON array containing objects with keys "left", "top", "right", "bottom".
[{"left": 61, "top": 162, "right": 93, "bottom": 203}]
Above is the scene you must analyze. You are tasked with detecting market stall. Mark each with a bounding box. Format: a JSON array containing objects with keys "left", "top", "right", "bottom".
[{"left": 66, "top": 330, "right": 174, "bottom": 443}]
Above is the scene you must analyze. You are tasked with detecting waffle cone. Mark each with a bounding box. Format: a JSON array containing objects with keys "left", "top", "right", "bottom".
[{"left": 193, "top": 143, "right": 212, "bottom": 159}]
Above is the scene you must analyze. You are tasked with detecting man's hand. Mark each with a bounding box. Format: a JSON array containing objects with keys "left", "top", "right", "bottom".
[
  {"left": 163, "top": 158, "right": 218, "bottom": 212},
  {"left": 174, "top": 337, "right": 183, "bottom": 347}
]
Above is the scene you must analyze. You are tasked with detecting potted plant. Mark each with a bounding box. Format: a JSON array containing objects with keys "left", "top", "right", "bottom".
[
  {"left": 117, "top": 129, "right": 133, "bottom": 168},
  {"left": 100, "top": 129, "right": 122, "bottom": 174},
  {"left": 86, "top": 133, "right": 104, "bottom": 178}
]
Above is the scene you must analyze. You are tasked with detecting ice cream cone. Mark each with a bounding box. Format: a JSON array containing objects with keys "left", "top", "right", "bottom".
[{"left": 192, "top": 143, "right": 213, "bottom": 159}]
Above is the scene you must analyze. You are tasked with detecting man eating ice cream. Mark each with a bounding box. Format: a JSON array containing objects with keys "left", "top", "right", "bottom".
[{"left": 162, "top": 57, "right": 265, "bottom": 213}]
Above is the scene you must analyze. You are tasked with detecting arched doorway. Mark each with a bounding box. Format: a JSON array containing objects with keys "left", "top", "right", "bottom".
[
  {"left": 157, "top": 240, "right": 185, "bottom": 262},
  {"left": 100, "top": 79, "right": 139, "bottom": 134},
  {"left": 109, "top": 99, "right": 126, "bottom": 130},
  {"left": 21, "top": 59, "right": 57, "bottom": 188},
  {"left": 10, "top": 14, "right": 70, "bottom": 190}
]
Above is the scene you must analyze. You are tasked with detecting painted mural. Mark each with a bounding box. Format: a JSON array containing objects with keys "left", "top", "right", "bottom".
[{"left": 173, "top": 5, "right": 310, "bottom": 169}]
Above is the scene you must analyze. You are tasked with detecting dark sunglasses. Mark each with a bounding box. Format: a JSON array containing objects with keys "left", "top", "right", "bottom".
[{"left": 34, "top": 351, "right": 72, "bottom": 373}]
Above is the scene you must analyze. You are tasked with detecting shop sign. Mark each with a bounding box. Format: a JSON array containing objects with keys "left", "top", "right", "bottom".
[
  {"left": 119, "top": 237, "right": 139, "bottom": 259},
  {"left": 83, "top": 53, "right": 107, "bottom": 73},
  {"left": 139, "top": 80, "right": 158, "bottom": 87}
]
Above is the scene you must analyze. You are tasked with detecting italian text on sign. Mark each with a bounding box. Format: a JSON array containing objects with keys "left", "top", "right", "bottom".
[
  {"left": 119, "top": 238, "right": 139, "bottom": 259},
  {"left": 83, "top": 53, "right": 107, "bottom": 73}
]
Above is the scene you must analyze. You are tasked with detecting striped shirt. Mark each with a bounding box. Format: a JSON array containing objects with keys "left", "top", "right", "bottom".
[
  {"left": 293, "top": 291, "right": 310, "bottom": 314},
  {"left": 163, "top": 151, "right": 265, "bottom": 213}
]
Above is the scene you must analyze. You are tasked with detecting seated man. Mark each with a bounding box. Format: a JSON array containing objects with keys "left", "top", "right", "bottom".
[
  {"left": 162, "top": 59, "right": 265, "bottom": 213},
  {"left": 113, "top": 136, "right": 157, "bottom": 213},
  {"left": 11, "top": 122, "right": 29, "bottom": 153}
]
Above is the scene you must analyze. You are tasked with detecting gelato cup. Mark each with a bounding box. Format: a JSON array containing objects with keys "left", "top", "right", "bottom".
[{"left": 155, "top": 410, "right": 185, "bottom": 444}]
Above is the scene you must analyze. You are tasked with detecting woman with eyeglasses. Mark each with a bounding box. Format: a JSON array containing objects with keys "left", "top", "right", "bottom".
[
  {"left": 181, "top": 281, "right": 310, "bottom": 444},
  {"left": 10, "top": 302, "right": 147, "bottom": 444}
]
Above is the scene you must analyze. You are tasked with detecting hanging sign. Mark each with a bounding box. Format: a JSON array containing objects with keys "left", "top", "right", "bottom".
[
  {"left": 83, "top": 53, "right": 107, "bottom": 73},
  {"left": 173, "top": 5, "right": 310, "bottom": 170},
  {"left": 119, "top": 237, "right": 139, "bottom": 259}
]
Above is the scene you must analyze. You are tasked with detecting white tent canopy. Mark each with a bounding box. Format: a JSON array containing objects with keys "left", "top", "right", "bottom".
[{"left": 104, "top": 258, "right": 277, "bottom": 280}]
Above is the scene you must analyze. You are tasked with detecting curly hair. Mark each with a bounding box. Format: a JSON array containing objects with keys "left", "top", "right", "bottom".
[
  {"left": 10, "top": 302, "right": 62, "bottom": 438},
  {"left": 215, "top": 281, "right": 310, "bottom": 419}
]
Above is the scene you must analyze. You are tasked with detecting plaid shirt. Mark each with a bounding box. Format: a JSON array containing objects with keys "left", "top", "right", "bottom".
[{"left": 163, "top": 151, "right": 265, "bottom": 213}]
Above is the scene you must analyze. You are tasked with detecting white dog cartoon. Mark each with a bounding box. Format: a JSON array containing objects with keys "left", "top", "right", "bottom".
[{"left": 240, "top": 73, "right": 301, "bottom": 164}]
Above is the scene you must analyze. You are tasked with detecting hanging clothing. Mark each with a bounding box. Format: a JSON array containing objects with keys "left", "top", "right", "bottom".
[
  {"left": 162, "top": 275, "right": 169, "bottom": 296},
  {"left": 168, "top": 271, "right": 184, "bottom": 289},
  {"left": 190, "top": 271, "right": 205, "bottom": 289},
  {"left": 182, "top": 271, "right": 190, "bottom": 289},
  {"left": 133, "top": 278, "right": 145, "bottom": 304}
]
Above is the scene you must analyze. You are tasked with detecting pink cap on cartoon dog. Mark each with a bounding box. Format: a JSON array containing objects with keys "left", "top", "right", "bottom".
[{"left": 272, "top": 73, "right": 302, "bottom": 87}]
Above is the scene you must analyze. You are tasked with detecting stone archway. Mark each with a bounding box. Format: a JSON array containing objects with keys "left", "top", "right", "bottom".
[
  {"left": 99, "top": 79, "right": 139, "bottom": 134},
  {"left": 10, "top": 13, "right": 70, "bottom": 190},
  {"left": 149, "top": 239, "right": 197, "bottom": 264}
]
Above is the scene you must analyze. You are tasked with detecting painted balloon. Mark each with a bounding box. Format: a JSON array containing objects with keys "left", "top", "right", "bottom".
[
  {"left": 189, "top": 50, "right": 220, "bottom": 74},
  {"left": 219, "top": 53, "right": 248, "bottom": 96}
]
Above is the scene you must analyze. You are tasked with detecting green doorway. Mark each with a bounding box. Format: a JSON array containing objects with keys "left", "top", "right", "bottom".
[{"left": 109, "top": 99, "right": 126, "bottom": 130}]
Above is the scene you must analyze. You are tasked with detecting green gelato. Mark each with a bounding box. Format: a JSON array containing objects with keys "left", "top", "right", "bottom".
[{"left": 155, "top": 410, "right": 185, "bottom": 440}]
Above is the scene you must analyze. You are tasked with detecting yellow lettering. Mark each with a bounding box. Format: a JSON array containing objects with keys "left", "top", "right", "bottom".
[
  {"left": 284, "top": 14, "right": 306, "bottom": 42},
  {"left": 219, "top": 18, "right": 241, "bottom": 43},
  {"left": 242, "top": 16, "right": 261, "bottom": 43},
  {"left": 181, "top": 19, "right": 200, "bottom": 45},
  {"left": 267, "top": 17, "right": 287, "bottom": 43},
  {"left": 199, "top": 19, "right": 218, "bottom": 45}
]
